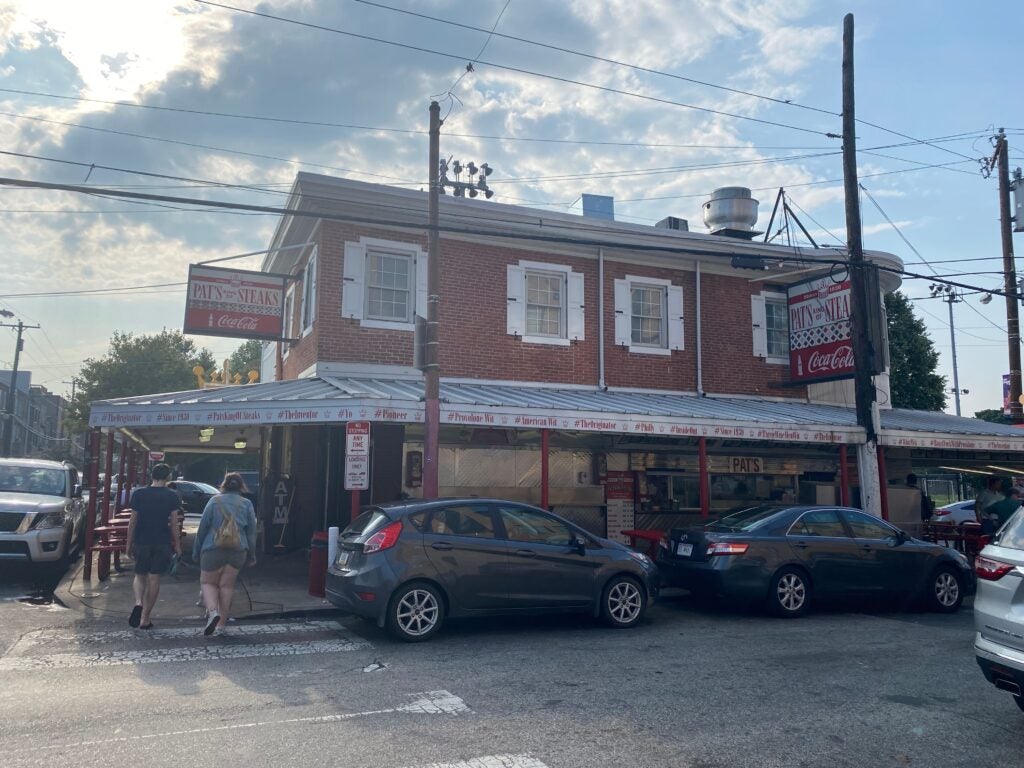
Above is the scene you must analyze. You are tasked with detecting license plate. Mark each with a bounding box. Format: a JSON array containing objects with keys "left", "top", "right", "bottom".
[
  {"left": 336, "top": 550, "right": 350, "bottom": 568},
  {"left": 676, "top": 542, "right": 693, "bottom": 557}
]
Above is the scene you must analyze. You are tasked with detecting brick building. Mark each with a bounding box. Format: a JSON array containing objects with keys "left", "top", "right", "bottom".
[{"left": 90, "top": 174, "right": 1024, "bottom": 549}]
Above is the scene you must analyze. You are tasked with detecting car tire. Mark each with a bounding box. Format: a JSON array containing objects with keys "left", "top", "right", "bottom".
[
  {"left": 385, "top": 582, "right": 444, "bottom": 643},
  {"left": 768, "top": 567, "right": 811, "bottom": 618},
  {"left": 927, "top": 566, "right": 964, "bottom": 613},
  {"left": 600, "top": 575, "right": 646, "bottom": 629}
]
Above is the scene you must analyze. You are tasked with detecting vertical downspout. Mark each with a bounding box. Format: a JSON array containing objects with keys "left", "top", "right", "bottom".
[
  {"left": 598, "top": 248, "right": 606, "bottom": 390},
  {"left": 695, "top": 261, "right": 704, "bottom": 396}
]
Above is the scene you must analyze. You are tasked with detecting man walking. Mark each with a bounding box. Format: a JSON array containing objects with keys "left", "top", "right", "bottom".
[{"left": 124, "top": 463, "right": 182, "bottom": 629}]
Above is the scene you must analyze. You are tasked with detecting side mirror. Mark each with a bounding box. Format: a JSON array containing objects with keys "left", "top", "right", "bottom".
[
  {"left": 571, "top": 536, "right": 588, "bottom": 554},
  {"left": 72, "top": 483, "right": 83, "bottom": 498},
  {"left": 894, "top": 530, "right": 908, "bottom": 545}
]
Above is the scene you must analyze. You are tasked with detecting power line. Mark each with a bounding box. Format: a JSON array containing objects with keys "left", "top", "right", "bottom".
[{"left": 191, "top": 1, "right": 836, "bottom": 138}]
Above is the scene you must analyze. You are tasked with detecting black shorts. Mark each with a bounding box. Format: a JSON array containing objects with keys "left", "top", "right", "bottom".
[{"left": 134, "top": 544, "right": 172, "bottom": 575}]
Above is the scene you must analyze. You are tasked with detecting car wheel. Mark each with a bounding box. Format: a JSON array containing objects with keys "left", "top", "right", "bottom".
[
  {"left": 768, "top": 567, "right": 811, "bottom": 617},
  {"left": 600, "top": 575, "right": 646, "bottom": 628},
  {"left": 386, "top": 582, "right": 444, "bottom": 642},
  {"left": 927, "top": 566, "right": 963, "bottom": 613}
]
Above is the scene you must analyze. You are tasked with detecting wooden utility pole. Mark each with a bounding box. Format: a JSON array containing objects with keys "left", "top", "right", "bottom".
[
  {"left": 841, "top": 13, "right": 882, "bottom": 516},
  {"left": 423, "top": 101, "right": 442, "bottom": 498},
  {"left": 1, "top": 320, "right": 40, "bottom": 458},
  {"left": 994, "top": 129, "right": 1022, "bottom": 421}
]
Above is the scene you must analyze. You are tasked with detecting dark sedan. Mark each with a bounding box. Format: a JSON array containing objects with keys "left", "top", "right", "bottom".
[
  {"left": 167, "top": 480, "right": 219, "bottom": 515},
  {"left": 657, "top": 505, "right": 975, "bottom": 617},
  {"left": 326, "top": 498, "right": 659, "bottom": 642}
]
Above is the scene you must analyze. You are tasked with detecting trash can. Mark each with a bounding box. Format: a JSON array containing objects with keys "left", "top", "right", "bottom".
[{"left": 309, "top": 531, "right": 329, "bottom": 597}]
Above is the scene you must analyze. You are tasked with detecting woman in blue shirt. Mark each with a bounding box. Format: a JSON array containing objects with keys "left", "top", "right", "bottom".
[{"left": 193, "top": 473, "right": 257, "bottom": 635}]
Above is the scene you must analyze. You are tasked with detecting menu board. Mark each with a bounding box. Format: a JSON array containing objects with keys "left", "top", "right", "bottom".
[{"left": 605, "top": 470, "right": 635, "bottom": 545}]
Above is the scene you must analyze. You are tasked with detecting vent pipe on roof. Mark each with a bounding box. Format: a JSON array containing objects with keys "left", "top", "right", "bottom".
[{"left": 703, "top": 187, "right": 760, "bottom": 239}]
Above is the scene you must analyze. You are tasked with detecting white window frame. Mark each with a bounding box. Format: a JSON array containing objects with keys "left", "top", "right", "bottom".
[
  {"left": 614, "top": 275, "right": 683, "bottom": 356},
  {"left": 752, "top": 290, "right": 789, "bottom": 364},
  {"left": 525, "top": 269, "right": 567, "bottom": 340},
  {"left": 299, "top": 246, "right": 318, "bottom": 336},
  {"left": 342, "top": 237, "right": 426, "bottom": 332},
  {"left": 506, "top": 260, "right": 584, "bottom": 346},
  {"left": 282, "top": 284, "right": 296, "bottom": 358}
]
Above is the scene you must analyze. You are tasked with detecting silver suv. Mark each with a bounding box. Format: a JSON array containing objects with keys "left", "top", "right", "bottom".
[
  {"left": 974, "top": 509, "right": 1024, "bottom": 714},
  {"left": 0, "top": 458, "right": 86, "bottom": 564}
]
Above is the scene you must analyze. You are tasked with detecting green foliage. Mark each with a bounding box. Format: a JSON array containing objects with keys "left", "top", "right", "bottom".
[
  {"left": 228, "top": 339, "right": 263, "bottom": 380},
  {"left": 65, "top": 330, "right": 215, "bottom": 433},
  {"left": 885, "top": 292, "right": 947, "bottom": 411},
  {"left": 974, "top": 408, "right": 1011, "bottom": 424}
]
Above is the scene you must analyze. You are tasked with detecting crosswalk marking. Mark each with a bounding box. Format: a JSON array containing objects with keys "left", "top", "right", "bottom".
[
  {"left": 5, "top": 691, "right": 470, "bottom": 754},
  {"left": 13, "top": 620, "right": 346, "bottom": 649},
  {"left": 403, "top": 757, "right": 549, "bottom": 768}
]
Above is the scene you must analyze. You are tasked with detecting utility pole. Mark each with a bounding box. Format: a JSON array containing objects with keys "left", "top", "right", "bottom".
[
  {"left": 423, "top": 101, "right": 442, "bottom": 499},
  {"left": 63, "top": 377, "right": 79, "bottom": 462},
  {"left": 841, "top": 13, "right": 883, "bottom": 517},
  {"left": 993, "top": 129, "right": 1022, "bottom": 421},
  {"left": 1, "top": 319, "right": 40, "bottom": 458},
  {"left": 930, "top": 285, "right": 968, "bottom": 416}
]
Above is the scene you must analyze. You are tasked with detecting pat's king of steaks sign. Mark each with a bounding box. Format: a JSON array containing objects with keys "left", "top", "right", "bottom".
[
  {"left": 787, "top": 274, "right": 855, "bottom": 384},
  {"left": 183, "top": 265, "right": 290, "bottom": 341}
]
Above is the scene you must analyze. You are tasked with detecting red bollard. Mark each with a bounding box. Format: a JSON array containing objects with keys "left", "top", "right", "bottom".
[{"left": 308, "top": 531, "right": 329, "bottom": 597}]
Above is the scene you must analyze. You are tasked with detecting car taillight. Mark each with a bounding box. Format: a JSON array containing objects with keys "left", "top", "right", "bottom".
[
  {"left": 933, "top": 509, "right": 951, "bottom": 516},
  {"left": 706, "top": 542, "right": 749, "bottom": 556},
  {"left": 975, "top": 555, "right": 1014, "bottom": 581},
  {"left": 362, "top": 521, "right": 402, "bottom": 554}
]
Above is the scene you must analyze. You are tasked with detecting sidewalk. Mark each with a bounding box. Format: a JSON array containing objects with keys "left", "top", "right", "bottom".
[{"left": 55, "top": 547, "right": 336, "bottom": 625}]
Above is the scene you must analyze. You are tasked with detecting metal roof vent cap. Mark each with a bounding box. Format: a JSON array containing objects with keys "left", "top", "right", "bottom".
[{"left": 703, "top": 187, "right": 759, "bottom": 238}]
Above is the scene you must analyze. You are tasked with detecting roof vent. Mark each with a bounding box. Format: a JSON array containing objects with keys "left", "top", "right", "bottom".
[
  {"left": 655, "top": 216, "right": 689, "bottom": 231},
  {"left": 703, "top": 187, "right": 760, "bottom": 239},
  {"left": 581, "top": 194, "right": 615, "bottom": 221}
]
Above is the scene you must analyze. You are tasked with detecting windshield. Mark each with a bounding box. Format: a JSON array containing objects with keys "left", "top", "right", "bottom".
[
  {"left": 195, "top": 482, "right": 220, "bottom": 495},
  {"left": 706, "top": 505, "right": 783, "bottom": 532},
  {"left": 0, "top": 466, "right": 66, "bottom": 496},
  {"left": 343, "top": 508, "right": 390, "bottom": 538}
]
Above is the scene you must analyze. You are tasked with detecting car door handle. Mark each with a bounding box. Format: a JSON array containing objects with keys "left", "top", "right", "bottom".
[
  {"left": 860, "top": 545, "right": 873, "bottom": 551},
  {"left": 514, "top": 549, "right": 536, "bottom": 558},
  {"left": 430, "top": 542, "right": 453, "bottom": 551},
  {"left": 793, "top": 541, "right": 809, "bottom": 549}
]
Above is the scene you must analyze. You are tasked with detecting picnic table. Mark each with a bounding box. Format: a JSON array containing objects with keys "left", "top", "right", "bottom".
[
  {"left": 620, "top": 529, "right": 665, "bottom": 559},
  {"left": 920, "top": 520, "right": 989, "bottom": 559}
]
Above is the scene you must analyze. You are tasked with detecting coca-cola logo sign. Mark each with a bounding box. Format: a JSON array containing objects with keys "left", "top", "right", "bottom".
[
  {"left": 217, "top": 316, "right": 259, "bottom": 331},
  {"left": 807, "top": 345, "right": 854, "bottom": 373}
]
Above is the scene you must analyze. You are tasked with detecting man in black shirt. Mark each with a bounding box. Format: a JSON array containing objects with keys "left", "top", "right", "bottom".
[{"left": 124, "top": 463, "right": 183, "bottom": 629}]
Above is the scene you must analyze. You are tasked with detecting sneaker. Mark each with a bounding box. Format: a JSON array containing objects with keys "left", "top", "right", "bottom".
[
  {"left": 204, "top": 612, "right": 220, "bottom": 636},
  {"left": 128, "top": 605, "right": 142, "bottom": 628}
]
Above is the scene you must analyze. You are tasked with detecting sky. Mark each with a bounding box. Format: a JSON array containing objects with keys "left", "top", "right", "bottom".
[{"left": 0, "top": 0, "right": 1022, "bottom": 416}]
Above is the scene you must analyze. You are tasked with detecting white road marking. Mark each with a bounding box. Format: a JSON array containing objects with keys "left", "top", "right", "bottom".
[
  {"left": 402, "top": 756, "right": 549, "bottom": 768},
  {"left": 0, "top": 637, "right": 370, "bottom": 670},
  {"left": 6, "top": 691, "right": 469, "bottom": 754},
  {"left": 13, "top": 620, "right": 346, "bottom": 650}
]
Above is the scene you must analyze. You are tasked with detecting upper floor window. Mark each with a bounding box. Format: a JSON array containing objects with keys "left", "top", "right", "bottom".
[
  {"left": 506, "top": 260, "right": 584, "bottom": 345},
  {"left": 342, "top": 238, "right": 426, "bottom": 331},
  {"left": 751, "top": 290, "right": 789, "bottom": 363},
  {"left": 283, "top": 284, "right": 296, "bottom": 341},
  {"left": 300, "top": 247, "right": 318, "bottom": 333},
  {"left": 614, "top": 275, "right": 683, "bottom": 355}
]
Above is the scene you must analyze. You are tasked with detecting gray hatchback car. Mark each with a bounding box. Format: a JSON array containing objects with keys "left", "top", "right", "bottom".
[
  {"left": 326, "top": 498, "right": 659, "bottom": 642},
  {"left": 974, "top": 508, "right": 1024, "bottom": 714}
]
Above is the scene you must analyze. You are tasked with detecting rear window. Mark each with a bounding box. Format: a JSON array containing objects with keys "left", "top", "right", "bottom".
[
  {"left": 996, "top": 510, "right": 1024, "bottom": 550},
  {"left": 707, "top": 505, "right": 782, "bottom": 532},
  {"left": 343, "top": 508, "right": 390, "bottom": 538}
]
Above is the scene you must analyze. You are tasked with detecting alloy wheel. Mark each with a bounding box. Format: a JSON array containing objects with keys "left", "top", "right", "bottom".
[
  {"left": 395, "top": 589, "right": 439, "bottom": 637},
  {"left": 776, "top": 573, "right": 806, "bottom": 612},
  {"left": 934, "top": 571, "right": 960, "bottom": 607},
  {"left": 607, "top": 580, "right": 642, "bottom": 624}
]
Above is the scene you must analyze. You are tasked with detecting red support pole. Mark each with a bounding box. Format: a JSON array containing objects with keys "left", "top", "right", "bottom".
[
  {"left": 98, "top": 431, "right": 115, "bottom": 580},
  {"left": 82, "top": 428, "right": 101, "bottom": 581},
  {"left": 876, "top": 444, "right": 889, "bottom": 521},
  {"left": 839, "top": 444, "right": 850, "bottom": 506},
  {"left": 350, "top": 488, "right": 360, "bottom": 526},
  {"left": 540, "top": 428, "right": 550, "bottom": 510},
  {"left": 124, "top": 447, "right": 136, "bottom": 508},
  {"left": 115, "top": 435, "right": 127, "bottom": 514},
  {"left": 698, "top": 437, "right": 710, "bottom": 517}
]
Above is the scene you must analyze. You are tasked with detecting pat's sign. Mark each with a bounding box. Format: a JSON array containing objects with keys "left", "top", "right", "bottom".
[
  {"left": 183, "top": 265, "right": 290, "bottom": 341},
  {"left": 787, "top": 274, "right": 854, "bottom": 384}
]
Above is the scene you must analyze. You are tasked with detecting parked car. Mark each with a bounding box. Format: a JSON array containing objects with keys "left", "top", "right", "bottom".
[
  {"left": 933, "top": 500, "right": 978, "bottom": 526},
  {"left": 228, "top": 470, "right": 260, "bottom": 508},
  {"left": 974, "top": 509, "right": 1024, "bottom": 714},
  {"left": 167, "top": 480, "right": 220, "bottom": 515},
  {"left": 657, "top": 505, "right": 974, "bottom": 617},
  {"left": 326, "top": 498, "right": 659, "bottom": 642},
  {"left": 0, "top": 458, "right": 86, "bottom": 564}
]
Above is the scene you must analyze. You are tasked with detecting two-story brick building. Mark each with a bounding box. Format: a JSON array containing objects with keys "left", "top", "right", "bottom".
[{"left": 90, "top": 174, "right": 1024, "bottom": 550}]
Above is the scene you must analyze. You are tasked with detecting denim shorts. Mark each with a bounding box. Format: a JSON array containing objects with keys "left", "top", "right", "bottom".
[{"left": 200, "top": 548, "right": 247, "bottom": 571}]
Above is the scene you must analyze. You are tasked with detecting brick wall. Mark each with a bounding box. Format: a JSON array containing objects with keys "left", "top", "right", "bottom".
[{"left": 286, "top": 219, "right": 805, "bottom": 397}]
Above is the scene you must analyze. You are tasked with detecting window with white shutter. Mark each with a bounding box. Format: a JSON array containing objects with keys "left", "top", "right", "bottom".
[
  {"left": 341, "top": 238, "right": 425, "bottom": 331},
  {"left": 300, "top": 247, "right": 318, "bottom": 333},
  {"left": 506, "top": 260, "right": 582, "bottom": 346},
  {"left": 752, "top": 290, "right": 788, "bottom": 363},
  {"left": 619, "top": 275, "right": 678, "bottom": 356}
]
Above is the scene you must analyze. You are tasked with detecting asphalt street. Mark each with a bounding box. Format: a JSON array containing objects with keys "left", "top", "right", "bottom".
[{"left": 0, "top": 575, "right": 1020, "bottom": 768}]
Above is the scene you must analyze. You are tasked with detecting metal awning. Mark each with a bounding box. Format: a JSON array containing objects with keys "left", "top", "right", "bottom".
[{"left": 88, "top": 376, "right": 1024, "bottom": 452}]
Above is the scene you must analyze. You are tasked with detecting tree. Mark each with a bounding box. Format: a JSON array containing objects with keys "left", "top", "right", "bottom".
[
  {"left": 885, "top": 291, "right": 947, "bottom": 411},
  {"left": 65, "top": 330, "right": 215, "bottom": 433},
  {"left": 228, "top": 339, "right": 263, "bottom": 381},
  {"left": 974, "top": 408, "right": 1011, "bottom": 424}
]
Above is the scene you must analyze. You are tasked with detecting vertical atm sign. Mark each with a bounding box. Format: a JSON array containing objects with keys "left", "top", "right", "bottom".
[
  {"left": 787, "top": 274, "right": 855, "bottom": 384},
  {"left": 344, "top": 421, "right": 370, "bottom": 491},
  {"left": 183, "top": 264, "right": 290, "bottom": 341}
]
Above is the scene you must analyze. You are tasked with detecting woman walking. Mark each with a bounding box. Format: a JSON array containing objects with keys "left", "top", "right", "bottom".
[{"left": 193, "top": 473, "right": 257, "bottom": 636}]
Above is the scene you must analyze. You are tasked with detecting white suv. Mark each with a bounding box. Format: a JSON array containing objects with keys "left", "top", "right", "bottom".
[
  {"left": 0, "top": 458, "right": 86, "bottom": 564},
  {"left": 974, "top": 509, "right": 1024, "bottom": 714}
]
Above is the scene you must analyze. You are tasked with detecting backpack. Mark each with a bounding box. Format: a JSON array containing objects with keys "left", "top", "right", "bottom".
[{"left": 213, "top": 500, "right": 242, "bottom": 549}]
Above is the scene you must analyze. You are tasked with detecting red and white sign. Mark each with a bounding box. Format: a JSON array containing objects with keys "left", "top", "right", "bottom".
[
  {"left": 148, "top": 451, "right": 165, "bottom": 462},
  {"left": 344, "top": 421, "right": 371, "bottom": 490},
  {"left": 604, "top": 470, "right": 635, "bottom": 545},
  {"left": 183, "top": 265, "right": 289, "bottom": 341},
  {"left": 787, "top": 274, "right": 854, "bottom": 384}
]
